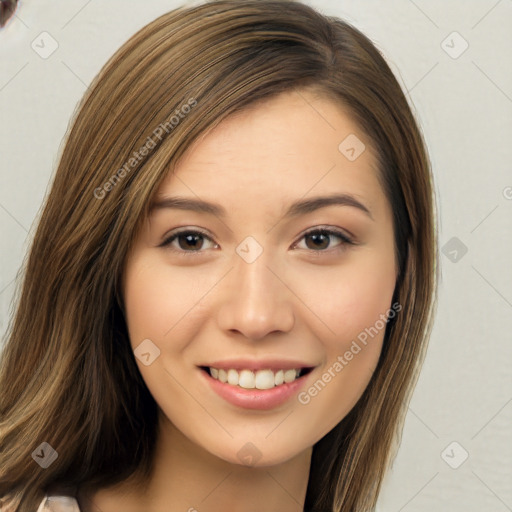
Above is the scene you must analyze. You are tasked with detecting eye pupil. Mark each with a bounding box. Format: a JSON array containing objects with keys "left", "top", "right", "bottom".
[
  {"left": 306, "top": 232, "right": 329, "bottom": 250},
  {"left": 179, "top": 233, "right": 203, "bottom": 250}
]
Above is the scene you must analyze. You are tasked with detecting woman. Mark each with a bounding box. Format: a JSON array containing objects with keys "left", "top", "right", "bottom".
[{"left": 0, "top": 1, "right": 438, "bottom": 510}]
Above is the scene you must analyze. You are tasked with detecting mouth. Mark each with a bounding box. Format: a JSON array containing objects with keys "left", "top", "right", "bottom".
[{"left": 199, "top": 366, "right": 315, "bottom": 390}]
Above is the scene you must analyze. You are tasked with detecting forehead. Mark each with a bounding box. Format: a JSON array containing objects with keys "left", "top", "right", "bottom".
[{"left": 154, "top": 89, "right": 385, "bottom": 217}]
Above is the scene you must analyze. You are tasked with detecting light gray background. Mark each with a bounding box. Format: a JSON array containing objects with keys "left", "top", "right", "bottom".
[{"left": 0, "top": 1, "right": 511, "bottom": 511}]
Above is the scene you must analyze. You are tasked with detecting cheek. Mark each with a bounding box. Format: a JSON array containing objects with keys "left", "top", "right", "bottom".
[
  {"left": 297, "top": 256, "right": 396, "bottom": 346},
  {"left": 294, "top": 276, "right": 395, "bottom": 438},
  {"left": 122, "top": 258, "right": 205, "bottom": 349},
  {"left": 300, "top": 256, "right": 395, "bottom": 424},
  {"left": 340, "top": 268, "right": 395, "bottom": 337},
  {"left": 294, "top": 251, "right": 396, "bottom": 410}
]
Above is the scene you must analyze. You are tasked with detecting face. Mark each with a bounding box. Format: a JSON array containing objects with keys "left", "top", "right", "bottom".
[{"left": 122, "top": 88, "right": 397, "bottom": 467}]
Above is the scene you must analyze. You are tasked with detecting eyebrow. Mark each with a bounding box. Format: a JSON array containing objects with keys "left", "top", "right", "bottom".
[{"left": 149, "top": 193, "right": 373, "bottom": 220}]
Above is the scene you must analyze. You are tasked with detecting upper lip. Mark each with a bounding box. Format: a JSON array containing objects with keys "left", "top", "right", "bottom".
[{"left": 199, "top": 359, "right": 316, "bottom": 372}]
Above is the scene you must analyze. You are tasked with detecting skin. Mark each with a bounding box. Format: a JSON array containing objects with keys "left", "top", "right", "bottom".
[{"left": 83, "top": 88, "right": 397, "bottom": 512}]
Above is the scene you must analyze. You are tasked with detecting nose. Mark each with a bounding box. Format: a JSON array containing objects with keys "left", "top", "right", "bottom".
[{"left": 216, "top": 251, "right": 295, "bottom": 341}]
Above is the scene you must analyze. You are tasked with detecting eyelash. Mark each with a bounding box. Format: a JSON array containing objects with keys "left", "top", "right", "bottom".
[{"left": 159, "top": 226, "right": 355, "bottom": 257}]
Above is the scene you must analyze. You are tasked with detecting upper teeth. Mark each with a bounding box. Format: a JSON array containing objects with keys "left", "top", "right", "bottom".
[{"left": 209, "top": 368, "right": 301, "bottom": 390}]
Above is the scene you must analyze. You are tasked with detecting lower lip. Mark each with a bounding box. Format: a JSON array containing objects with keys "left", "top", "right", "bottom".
[{"left": 200, "top": 368, "right": 311, "bottom": 410}]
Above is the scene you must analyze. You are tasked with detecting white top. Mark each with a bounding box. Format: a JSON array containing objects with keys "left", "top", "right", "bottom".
[{"left": 36, "top": 495, "right": 81, "bottom": 512}]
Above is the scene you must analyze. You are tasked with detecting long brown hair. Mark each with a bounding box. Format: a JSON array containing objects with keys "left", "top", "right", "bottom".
[{"left": 0, "top": 1, "right": 438, "bottom": 510}]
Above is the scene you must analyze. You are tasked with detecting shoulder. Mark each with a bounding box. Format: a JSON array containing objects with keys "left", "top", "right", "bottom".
[{"left": 37, "top": 495, "right": 81, "bottom": 512}]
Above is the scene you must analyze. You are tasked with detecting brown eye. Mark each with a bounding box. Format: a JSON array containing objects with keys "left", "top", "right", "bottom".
[
  {"left": 295, "top": 228, "right": 354, "bottom": 252},
  {"left": 0, "top": 0, "right": 18, "bottom": 28},
  {"left": 175, "top": 233, "right": 206, "bottom": 251},
  {"left": 160, "top": 229, "right": 218, "bottom": 256},
  {"left": 304, "top": 231, "right": 331, "bottom": 250}
]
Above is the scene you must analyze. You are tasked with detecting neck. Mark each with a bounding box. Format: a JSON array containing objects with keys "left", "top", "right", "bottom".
[{"left": 81, "top": 411, "right": 312, "bottom": 512}]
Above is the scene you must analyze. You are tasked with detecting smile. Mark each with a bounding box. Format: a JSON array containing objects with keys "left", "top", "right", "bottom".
[
  {"left": 204, "top": 367, "right": 313, "bottom": 390},
  {"left": 199, "top": 364, "right": 315, "bottom": 410}
]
